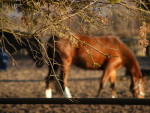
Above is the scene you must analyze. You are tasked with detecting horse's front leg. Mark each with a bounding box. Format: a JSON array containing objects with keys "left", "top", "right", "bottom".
[
  {"left": 97, "top": 68, "right": 117, "bottom": 98},
  {"left": 97, "top": 70, "right": 109, "bottom": 98},
  {"left": 109, "top": 70, "right": 117, "bottom": 98}
]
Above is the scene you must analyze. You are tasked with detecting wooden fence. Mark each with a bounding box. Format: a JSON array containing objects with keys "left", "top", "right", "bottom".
[{"left": 0, "top": 98, "right": 150, "bottom": 105}]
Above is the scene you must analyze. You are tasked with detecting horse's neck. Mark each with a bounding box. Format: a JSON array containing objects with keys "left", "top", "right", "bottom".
[{"left": 123, "top": 46, "right": 142, "bottom": 77}]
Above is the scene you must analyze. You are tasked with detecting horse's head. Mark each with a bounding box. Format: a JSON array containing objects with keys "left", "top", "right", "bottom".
[
  {"left": 27, "top": 36, "right": 44, "bottom": 68},
  {"left": 130, "top": 76, "right": 145, "bottom": 98}
]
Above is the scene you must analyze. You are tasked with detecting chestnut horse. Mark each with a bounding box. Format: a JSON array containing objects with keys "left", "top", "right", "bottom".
[
  {"left": 45, "top": 34, "right": 145, "bottom": 98},
  {"left": 0, "top": 29, "right": 44, "bottom": 67}
]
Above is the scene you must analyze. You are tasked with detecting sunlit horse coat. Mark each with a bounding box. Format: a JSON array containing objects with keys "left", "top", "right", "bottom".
[{"left": 45, "top": 34, "right": 145, "bottom": 98}]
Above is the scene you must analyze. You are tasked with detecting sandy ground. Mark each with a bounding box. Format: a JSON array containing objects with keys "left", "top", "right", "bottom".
[{"left": 0, "top": 56, "right": 150, "bottom": 113}]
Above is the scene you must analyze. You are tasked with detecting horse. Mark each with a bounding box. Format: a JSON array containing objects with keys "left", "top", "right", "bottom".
[
  {"left": 0, "top": 29, "right": 44, "bottom": 68},
  {"left": 45, "top": 34, "right": 145, "bottom": 98}
]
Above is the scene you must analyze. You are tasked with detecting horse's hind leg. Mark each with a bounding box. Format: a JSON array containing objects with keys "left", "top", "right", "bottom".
[
  {"left": 59, "top": 67, "right": 72, "bottom": 98},
  {"left": 58, "top": 60, "right": 72, "bottom": 98},
  {"left": 45, "top": 75, "right": 52, "bottom": 98},
  {"left": 45, "top": 65, "right": 59, "bottom": 98},
  {"left": 109, "top": 70, "right": 117, "bottom": 98}
]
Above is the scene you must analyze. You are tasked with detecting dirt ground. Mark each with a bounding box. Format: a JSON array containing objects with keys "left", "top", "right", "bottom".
[{"left": 0, "top": 56, "right": 150, "bottom": 113}]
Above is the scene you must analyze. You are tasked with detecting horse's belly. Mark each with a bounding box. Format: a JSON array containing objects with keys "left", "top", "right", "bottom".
[{"left": 73, "top": 55, "right": 104, "bottom": 70}]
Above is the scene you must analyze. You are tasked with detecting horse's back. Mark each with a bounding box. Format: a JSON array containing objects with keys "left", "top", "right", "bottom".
[
  {"left": 47, "top": 34, "right": 134, "bottom": 70},
  {"left": 75, "top": 35, "right": 124, "bottom": 69}
]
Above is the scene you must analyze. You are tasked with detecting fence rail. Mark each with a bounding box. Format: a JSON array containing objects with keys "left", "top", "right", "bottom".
[{"left": 0, "top": 98, "right": 150, "bottom": 105}]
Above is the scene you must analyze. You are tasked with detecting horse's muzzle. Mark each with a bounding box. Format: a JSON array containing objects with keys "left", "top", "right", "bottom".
[{"left": 136, "top": 92, "right": 145, "bottom": 98}]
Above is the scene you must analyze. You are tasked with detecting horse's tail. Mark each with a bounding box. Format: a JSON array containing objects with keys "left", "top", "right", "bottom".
[
  {"left": 48, "top": 35, "right": 59, "bottom": 43},
  {"left": 47, "top": 35, "right": 60, "bottom": 80},
  {"left": 47, "top": 35, "right": 60, "bottom": 62}
]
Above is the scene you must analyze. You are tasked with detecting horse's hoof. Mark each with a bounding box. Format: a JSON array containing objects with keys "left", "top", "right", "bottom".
[
  {"left": 45, "top": 89, "right": 52, "bottom": 98},
  {"left": 64, "top": 87, "right": 72, "bottom": 98},
  {"left": 112, "top": 95, "right": 117, "bottom": 98},
  {"left": 112, "top": 96, "right": 116, "bottom": 98}
]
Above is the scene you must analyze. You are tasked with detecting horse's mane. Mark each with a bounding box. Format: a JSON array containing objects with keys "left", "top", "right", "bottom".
[{"left": 115, "top": 38, "right": 141, "bottom": 74}]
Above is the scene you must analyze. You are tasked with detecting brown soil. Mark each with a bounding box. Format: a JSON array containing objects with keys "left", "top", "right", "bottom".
[{"left": 0, "top": 56, "right": 150, "bottom": 113}]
